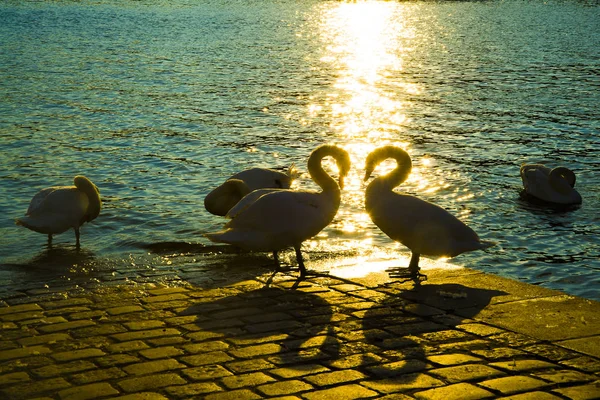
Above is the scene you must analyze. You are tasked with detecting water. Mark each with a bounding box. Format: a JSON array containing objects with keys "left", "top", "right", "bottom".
[{"left": 1, "top": 0, "right": 599, "bottom": 300}]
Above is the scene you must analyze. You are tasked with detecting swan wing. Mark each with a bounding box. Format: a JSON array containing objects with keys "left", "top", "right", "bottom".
[
  {"left": 18, "top": 188, "right": 89, "bottom": 234},
  {"left": 231, "top": 168, "right": 292, "bottom": 191},
  {"left": 226, "top": 188, "right": 286, "bottom": 219},
  {"left": 26, "top": 187, "right": 60, "bottom": 215}
]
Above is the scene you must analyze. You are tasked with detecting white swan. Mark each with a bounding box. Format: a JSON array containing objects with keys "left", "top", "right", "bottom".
[
  {"left": 205, "top": 144, "right": 351, "bottom": 277},
  {"left": 16, "top": 176, "right": 102, "bottom": 247},
  {"left": 520, "top": 164, "right": 582, "bottom": 205},
  {"left": 204, "top": 165, "right": 298, "bottom": 216},
  {"left": 364, "top": 146, "right": 494, "bottom": 279}
]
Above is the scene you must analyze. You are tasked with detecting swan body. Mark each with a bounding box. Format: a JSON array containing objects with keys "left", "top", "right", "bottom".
[
  {"left": 16, "top": 176, "right": 102, "bottom": 246},
  {"left": 364, "top": 146, "right": 493, "bottom": 277},
  {"left": 205, "top": 144, "right": 351, "bottom": 277},
  {"left": 520, "top": 164, "right": 582, "bottom": 205},
  {"left": 204, "top": 165, "right": 298, "bottom": 216}
]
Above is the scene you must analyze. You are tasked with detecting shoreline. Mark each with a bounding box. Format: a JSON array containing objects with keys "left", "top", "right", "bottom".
[{"left": 1, "top": 261, "right": 598, "bottom": 399}]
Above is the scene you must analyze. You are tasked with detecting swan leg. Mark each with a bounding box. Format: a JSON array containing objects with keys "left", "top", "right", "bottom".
[
  {"left": 295, "top": 246, "right": 307, "bottom": 278},
  {"left": 47, "top": 234, "right": 53, "bottom": 247},
  {"left": 386, "top": 252, "right": 427, "bottom": 282},
  {"left": 75, "top": 228, "right": 81, "bottom": 249}
]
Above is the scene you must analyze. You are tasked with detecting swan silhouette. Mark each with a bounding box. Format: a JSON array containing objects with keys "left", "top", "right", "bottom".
[
  {"left": 204, "top": 165, "right": 298, "bottom": 216},
  {"left": 520, "top": 164, "right": 582, "bottom": 205},
  {"left": 205, "top": 144, "right": 351, "bottom": 278},
  {"left": 364, "top": 146, "right": 494, "bottom": 280},
  {"left": 16, "top": 176, "right": 102, "bottom": 247}
]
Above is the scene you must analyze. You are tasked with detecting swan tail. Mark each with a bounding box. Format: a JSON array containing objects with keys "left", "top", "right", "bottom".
[
  {"left": 15, "top": 215, "right": 71, "bottom": 235},
  {"left": 287, "top": 164, "right": 300, "bottom": 181}
]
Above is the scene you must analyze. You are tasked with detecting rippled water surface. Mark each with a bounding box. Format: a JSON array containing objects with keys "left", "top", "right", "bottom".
[{"left": 1, "top": 0, "right": 599, "bottom": 300}]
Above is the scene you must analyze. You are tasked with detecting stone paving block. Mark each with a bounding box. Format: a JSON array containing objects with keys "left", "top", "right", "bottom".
[
  {"left": 325, "top": 353, "right": 385, "bottom": 369},
  {"left": 456, "top": 323, "right": 506, "bottom": 337},
  {"left": 500, "top": 392, "right": 563, "bottom": 400},
  {"left": 366, "top": 359, "right": 430, "bottom": 378},
  {"left": 0, "top": 371, "right": 30, "bottom": 386},
  {"left": 229, "top": 333, "right": 289, "bottom": 346},
  {"left": 180, "top": 365, "right": 233, "bottom": 381},
  {"left": 107, "top": 305, "right": 144, "bottom": 315},
  {"left": 33, "top": 360, "right": 96, "bottom": 378},
  {"left": 112, "top": 392, "right": 168, "bottom": 399},
  {"left": 0, "top": 303, "right": 42, "bottom": 315},
  {"left": 111, "top": 328, "right": 181, "bottom": 342},
  {"left": 124, "top": 320, "right": 165, "bottom": 330},
  {"left": 245, "top": 319, "right": 305, "bottom": 334},
  {"left": 304, "top": 370, "right": 366, "bottom": 387},
  {"left": 52, "top": 348, "right": 106, "bottom": 362},
  {"left": 226, "top": 358, "right": 276, "bottom": 373},
  {"left": 471, "top": 347, "right": 527, "bottom": 360},
  {"left": 429, "top": 364, "right": 505, "bottom": 383},
  {"left": 256, "top": 380, "right": 313, "bottom": 396},
  {"left": 0, "top": 346, "right": 51, "bottom": 361},
  {"left": 414, "top": 382, "right": 495, "bottom": 400},
  {"left": 107, "top": 340, "right": 150, "bottom": 353},
  {"left": 552, "top": 381, "right": 600, "bottom": 400},
  {"left": 57, "top": 382, "right": 118, "bottom": 400},
  {"left": 183, "top": 340, "right": 230, "bottom": 353},
  {"left": 560, "top": 356, "right": 600, "bottom": 373},
  {"left": 21, "top": 316, "right": 67, "bottom": 326},
  {"left": 95, "top": 354, "right": 140, "bottom": 367},
  {"left": 302, "top": 384, "right": 378, "bottom": 399},
  {"left": 558, "top": 336, "right": 600, "bottom": 359},
  {"left": 38, "top": 320, "right": 96, "bottom": 333},
  {"left": 361, "top": 373, "right": 444, "bottom": 393},
  {"left": 532, "top": 369, "right": 596, "bottom": 384},
  {"left": 427, "top": 353, "right": 484, "bottom": 366},
  {"left": 1, "top": 310, "right": 45, "bottom": 322},
  {"left": 180, "top": 351, "right": 234, "bottom": 366},
  {"left": 522, "top": 343, "right": 579, "bottom": 361},
  {"left": 139, "top": 346, "right": 184, "bottom": 360},
  {"left": 479, "top": 375, "right": 550, "bottom": 394},
  {"left": 69, "top": 310, "right": 106, "bottom": 320},
  {"left": 70, "top": 367, "right": 127, "bottom": 385},
  {"left": 1, "top": 377, "right": 71, "bottom": 399},
  {"left": 17, "top": 333, "right": 71, "bottom": 346},
  {"left": 490, "top": 359, "right": 556, "bottom": 372},
  {"left": 41, "top": 298, "right": 92, "bottom": 309},
  {"left": 270, "top": 364, "right": 330, "bottom": 379},
  {"left": 123, "top": 358, "right": 186, "bottom": 375},
  {"left": 165, "top": 382, "right": 222, "bottom": 397},
  {"left": 229, "top": 343, "right": 283, "bottom": 358},
  {"left": 221, "top": 372, "right": 276, "bottom": 389},
  {"left": 71, "top": 323, "right": 127, "bottom": 338},
  {"left": 204, "top": 389, "right": 262, "bottom": 400},
  {"left": 142, "top": 293, "right": 189, "bottom": 303},
  {"left": 117, "top": 372, "right": 187, "bottom": 392}
]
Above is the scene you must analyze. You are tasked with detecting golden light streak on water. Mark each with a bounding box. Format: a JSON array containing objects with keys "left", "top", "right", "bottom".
[{"left": 307, "top": 2, "right": 476, "bottom": 277}]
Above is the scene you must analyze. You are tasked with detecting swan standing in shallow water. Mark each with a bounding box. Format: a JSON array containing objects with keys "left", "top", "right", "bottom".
[
  {"left": 204, "top": 165, "right": 298, "bottom": 216},
  {"left": 364, "top": 146, "right": 494, "bottom": 280},
  {"left": 520, "top": 164, "right": 582, "bottom": 205},
  {"left": 16, "top": 176, "right": 102, "bottom": 247},
  {"left": 205, "top": 144, "right": 351, "bottom": 278}
]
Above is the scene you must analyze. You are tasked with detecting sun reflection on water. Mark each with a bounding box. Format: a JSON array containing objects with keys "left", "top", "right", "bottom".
[{"left": 304, "top": 2, "right": 472, "bottom": 277}]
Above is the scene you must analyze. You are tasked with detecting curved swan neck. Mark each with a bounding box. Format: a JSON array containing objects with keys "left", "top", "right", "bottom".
[
  {"left": 307, "top": 144, "right": 350, "bottom": 194},
  {"left": 365, "top": 146, "right": 412, "bottom": 189},
  {"left": 74, "top": 176, "right": 102, "bottom": 222}
]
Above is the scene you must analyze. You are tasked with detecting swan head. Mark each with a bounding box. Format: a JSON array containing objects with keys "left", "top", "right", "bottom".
[
  {"left": 551, "top": 167, "right": 576, "bottom": 188},
  {"left": 74, "top": 175, "right": 101, "bottom": 222},
  {"left": 336, "top": 149, "right": 352, "bottom": 189},
  {"left": 204, "top": 179, "right": 251, "bottom": 216},
  {"left": 363, "top": 145, "right": 412, "bottom": 182}
]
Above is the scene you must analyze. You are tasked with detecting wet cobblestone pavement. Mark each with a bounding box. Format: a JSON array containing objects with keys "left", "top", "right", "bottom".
[{"left": 1, "top": 261, "right": 599, "bottom": 400}]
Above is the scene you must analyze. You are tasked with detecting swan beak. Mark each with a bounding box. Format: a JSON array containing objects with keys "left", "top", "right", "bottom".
[
  {"left": 363, "top": 170, "right": 373, "bottom": 182},
  {"left": 338, "top": 176, "right": 345, "bottom": 189}
]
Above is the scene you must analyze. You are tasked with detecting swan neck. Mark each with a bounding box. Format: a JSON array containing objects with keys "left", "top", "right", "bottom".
[
  {"left": 378, "top": 148, "right": 412, "bottom": 189},
  {"left": 75, "top": 176, "right": 102, "bottom": 221},
  {"left": 307, "top": 146, "right": 341, "bottom": 195}
]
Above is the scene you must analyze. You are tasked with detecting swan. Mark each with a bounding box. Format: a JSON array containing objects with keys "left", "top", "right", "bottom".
[
  {"left": 16, "top": 175, "right": 102, "bottom": 247},
  {"left": 364, "top": 146, "right": 494, "bottom": 280},
  {"left": 205, "top": 144, "right": 351, "bottom": 278},
  {"left": 520, "top": 164, "right": 582, "bottom": 205},
  {"left": 204, "top": 165, "right": 298, "bottom": 216}
]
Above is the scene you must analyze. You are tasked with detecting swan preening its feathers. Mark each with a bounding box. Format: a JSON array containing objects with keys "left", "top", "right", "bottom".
[
  {"left": 204, "top": 165, "right": 298, "bottom": 216},
  {"left": 364, "top": 146, "right": 494, "bottom": 279},
  {"left": 16, "top": 176, "right": 102, "bottom": 247},
  {"left": 205, "top": 144, "right": 351, "bottom": 278},
  {"left": 520, "top": 164, "right": 582, "bottom": 205}
]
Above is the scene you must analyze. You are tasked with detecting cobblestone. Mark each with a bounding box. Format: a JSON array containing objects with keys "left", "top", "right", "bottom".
[{"left": 0, "top": 267, "right": 598, "bottom": 400}]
